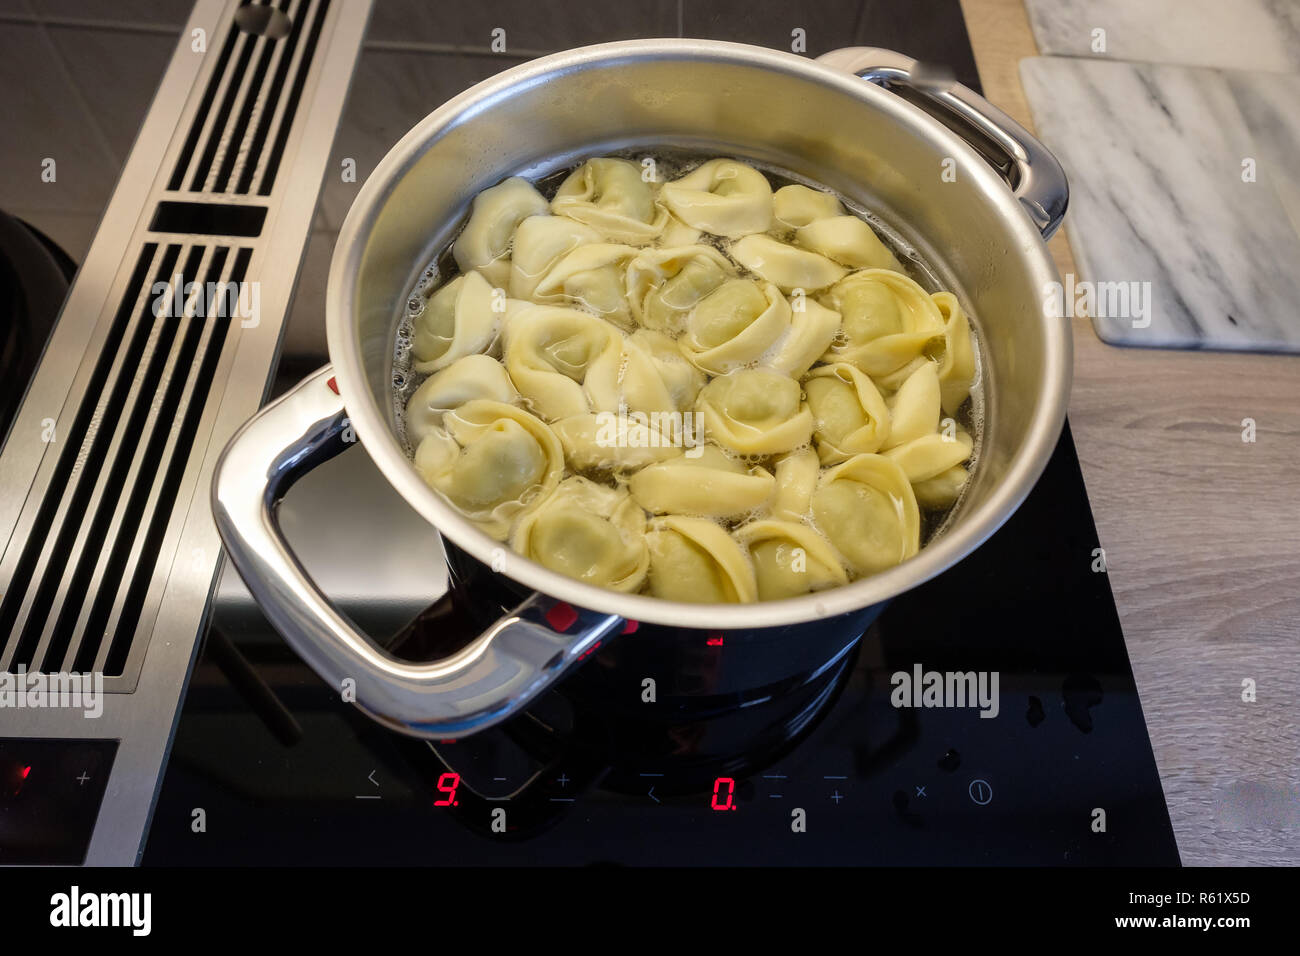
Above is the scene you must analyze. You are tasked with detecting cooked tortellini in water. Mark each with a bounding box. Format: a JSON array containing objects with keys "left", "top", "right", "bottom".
[
  {"left": 512, "top": 476, "right": 649, "bottom": 591},
  {"left": 399, "top": 155, "right": 982, "bottom": 603},
  {"left": 413, "top": 399, "right": 564, "bottom": 540}
]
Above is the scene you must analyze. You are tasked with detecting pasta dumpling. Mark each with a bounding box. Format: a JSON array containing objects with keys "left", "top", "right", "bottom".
[
  {"left": 881, "top": 361, "right": 941, "bottom": 450},
  {"left": 531, "top": 242, "right": 638, "bottom": 329},
  {"left": 625, "top": 244, "right": 735, "bottom": 334},
  {"left": 659, "top": 159, "right": 773, "bottom": 237},
  {"left": 811, "top": 453, "right": 920, "bottom": 576},
  {"left": 620, "top": 328, "right": 707, "bottom": 415},
  {"left": 734, "top": 520, "right": 849, "bottom": 600},
  {"left": 659, "top": 215, "right": 703, "bottom": 246},
  {"left": 796, "top": 216, "right": 904, "bottom": 272},
  {"left": 628, "top": 444, "right": 775, "bottom": 519},
  {"left": 884, "top": 429, "right": 974, "bottom": 483},
  {"left": 931, "top": 291, "right": 977, "bottom": 415},
  {"left": 645, "top": 515, "right": 758, "bottom": 603},
  {"left": 820, "top": 269, "right": 945, "bottom": 378},
  {"left": 769, "top": 299, "right": 843, "bottom": 378},
  {"left": 551, "top": 413, "right": 684, "bottom": 473},
  {"left": 405, "top": 354, "right": 517, "bottom": 445},
  {"left": 730, "top": 234, "right": 847, "bottom": 293},
  {"left": 696, "top": 367, "right": 814, "bottom": 456},
  {"left": 773, "top": 183, "right": 845, "bottom": 229},
  {"left": 453, "top": 177, "right": 549, "bottom": 287},
  {"left": 913, "top": 465, "right": 970, "bottom": 510},
  {"left": 414, "top": 399, "right": 564, "bottom": 540},
  {"left": 503, "top": 304, "right": 624, "bottom": 420},
  {"left": 508, "top": 215, "right": 601, "bottom": 300},
  {"left": 681, "top": 279, "right": 786, "bottom": 374},
  {"left": 679, "top": 279, "right": 841, "bottom": 378},
  {"left": 803, "top": 363, "right": 892, "bottom": 463},
  {"left": 511, "top": 477, "right": 649, "bottom": 591},
  {"left": 551, "top": 157, "right": 668, "bottom": 244},
  {"left": 410, "top": 270, "right": 501, "bottom": 373},
  {"left": 768, "top": 447, "right": 821, "bottom": 521}
]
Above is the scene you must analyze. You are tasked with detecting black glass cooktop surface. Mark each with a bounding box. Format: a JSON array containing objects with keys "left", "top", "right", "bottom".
[
  {"left": 142, "top": 0, "right": 1177, "bottom": 867},
  {"left": 143, "top": 422, "right": 1178, "bottom": 866}
]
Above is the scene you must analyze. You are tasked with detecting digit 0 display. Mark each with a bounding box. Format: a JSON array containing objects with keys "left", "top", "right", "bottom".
[{"left": 710, "top": 776, "right": 736, "bottom": 811}]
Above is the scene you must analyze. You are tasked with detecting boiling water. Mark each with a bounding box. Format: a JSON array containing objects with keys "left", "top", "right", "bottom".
[{"left": 391, "top": 151, "right": 984, "bottom": 550}]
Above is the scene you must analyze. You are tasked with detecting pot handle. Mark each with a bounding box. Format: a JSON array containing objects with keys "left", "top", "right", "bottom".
[
  {"left": 211, "top": 365, "right": 624, "bottom": 739},
  {"left": 817, "top": 47, "right": 1068, "bottom": 239}
]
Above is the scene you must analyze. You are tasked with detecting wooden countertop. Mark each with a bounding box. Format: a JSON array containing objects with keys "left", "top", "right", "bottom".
[{"left": 958, "top": 0, "right": 1300, "bottom": 865}]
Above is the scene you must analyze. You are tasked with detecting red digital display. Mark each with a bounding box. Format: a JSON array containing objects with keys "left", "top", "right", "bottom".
[
  {"left": 433, "top": 771, "right": 460, "bottom": 807},
  {"left": 710, "top": 776, "right": 736, "bottom": 811}
]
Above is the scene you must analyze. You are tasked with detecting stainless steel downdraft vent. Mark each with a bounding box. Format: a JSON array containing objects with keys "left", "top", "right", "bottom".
[
  {"left": 0, "top": 0, "right": 371, "bottom": 865},
  {"left": 168, "top": 0, "right": 331, "bottom": 196},
  {"left": 0, "top": 242, "right": 251, "bottom": 686}
]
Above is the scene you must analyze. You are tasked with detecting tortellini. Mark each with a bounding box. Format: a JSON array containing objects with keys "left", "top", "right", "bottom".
[
  {"left": 551, "top": 158, "right": 667, "bottom": 244},
  {"left": 803, "top": 363, "right": 891, "bottom": 463},
  {"left": 452, "top": 177, "right": 549, "bottom": 287},
  {"left": 885, "top": 429, "right": 974, "bottom": 483},
  {"left": 913, "top": 465, "right": 970, "bottom": 510},
  {"left": 768, "top": 447, "right": 821, "bottom": 521},
  {"left": 620, "top": 328, "right": 707, "bottom": 415},
  {"left": 628, "top": 445, "right": 775, "bottom": 519},
  {"left": 773, "top": 184, "right": 845, "bottom": 229},
  {"left": 696, "top": 367, "right": 814, "bottom": 456},
  {"left": 811, "top": 454, "right": 920, "bottom": 576},
  {"left": 625, "top": 245, "right": 735, "bottom": 334},
  {"left": 508, "top": 216, "right": 601, "bottom": 300},
  {"left": 511, "top": 477, "right": 649, "bottom": 591},
  {"left": 796, "top": 216, "right": 904, "bottom": 272},
  {"left": 881, "top": 362, "right": 940, "bottom": 450},
  {"left": 734, "top": 520, "right": 849, "bottom": 600},
  {"left": 410, "top": 270, "right": 501, "bottom": 373},
  {"left": 401, "top": 154, "right": 982, "bottom": 603},
  {"left": 659, "top": 159, "right": 773, "bottom": 237},
  {"left": 730, "top": 234, "right": 847, "bottom": 293},
  {"left": 405, "top": 354, "right": 517, "bottom": 445},
  {"left": 414, "top": 400, "right": 564, "bottom": 540},
  {"left": 645, "top": 516, "right": 757, "bottom": 603},
  {"left": 502, "top": 304, "right": 624, "bottom": 420},
  {"left": 551, "top": 413, "right": 684, "bottom": 474},
  {"left": 820, "top": 269, "right": 946, "bottom": 379},
  {"left": 931, "top": 291, "right": 977, "bottom": 416},
  {"left": 680, "top": 279, "right": 840, "bottom": 377}
]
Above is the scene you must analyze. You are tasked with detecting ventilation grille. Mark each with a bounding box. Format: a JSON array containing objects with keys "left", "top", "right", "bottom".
[
  {"left": 0, "top": 243, "right": 250, "bottom": 680},
  {"left": 167, "top": 0, "right": 332, "bottom": 196}
]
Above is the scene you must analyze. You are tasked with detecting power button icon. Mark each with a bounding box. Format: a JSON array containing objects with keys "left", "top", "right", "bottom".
[{"left": 968, "top": 779, "right": 993, "bottom": 805}]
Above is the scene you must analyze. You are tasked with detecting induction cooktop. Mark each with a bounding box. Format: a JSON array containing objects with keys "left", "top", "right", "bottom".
[{"left": 141, "top": 411, "right": 1178, "bottom": 865}]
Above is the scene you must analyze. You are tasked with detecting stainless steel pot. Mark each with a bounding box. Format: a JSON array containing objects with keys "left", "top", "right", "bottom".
[{"left": 212, "top": 41, "right": 1070, "bottom": 740}]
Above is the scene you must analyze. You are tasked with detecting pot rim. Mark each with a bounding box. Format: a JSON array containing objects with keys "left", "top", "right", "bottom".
[{"left": 325, "top": 38, "right": 1071, "bottom": 629}]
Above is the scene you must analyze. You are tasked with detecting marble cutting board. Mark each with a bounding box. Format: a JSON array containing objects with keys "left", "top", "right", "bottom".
[
  {"left": 1024, "top": 0, "right": 1300, "bottom": 73},
  {"left": 1021, "top": 56, "right": 1300, "bottom": 351}
]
